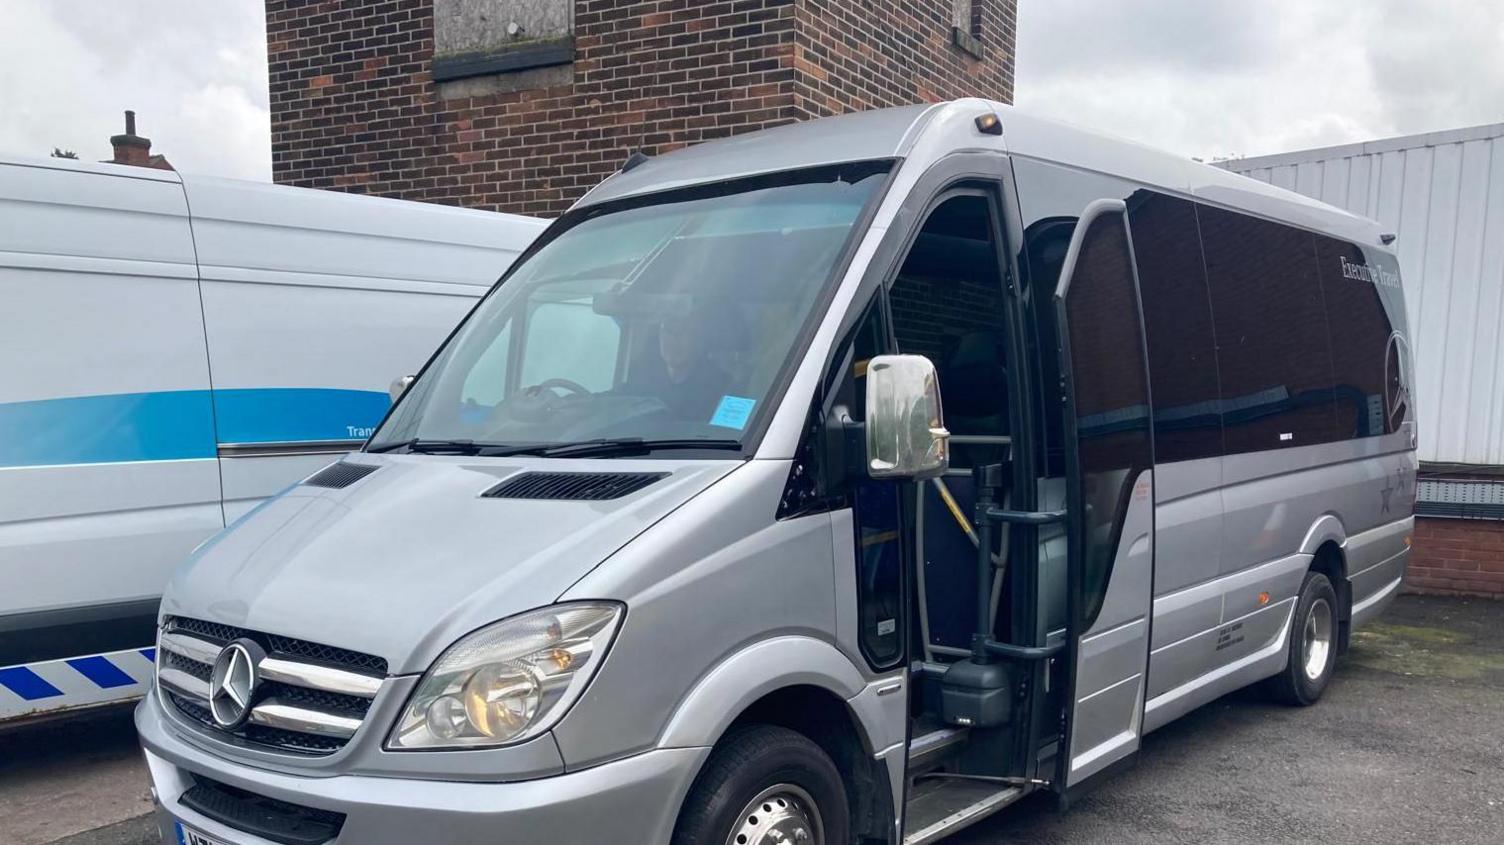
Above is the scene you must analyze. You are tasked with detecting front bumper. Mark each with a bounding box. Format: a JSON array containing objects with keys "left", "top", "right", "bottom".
[{"left": 136, "top": 693, "right": 707, "bottom": 844}]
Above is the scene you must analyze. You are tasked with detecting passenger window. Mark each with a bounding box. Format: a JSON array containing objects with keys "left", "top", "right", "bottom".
[
  {"left": 1315, "top": 236, "right": 1405, "bottom": 437},
  {"left": 1197, "top": 206, "right": 1342, "bottom": 453},
  {"left": 519, "top": 300, "right": 621, "bottom": 392},
  {"left": 889, "top": 193, "right": 1011, "bottom": 467},
  {"left": 1129, "top": 192, "right": 1224, "bottom": 462}
]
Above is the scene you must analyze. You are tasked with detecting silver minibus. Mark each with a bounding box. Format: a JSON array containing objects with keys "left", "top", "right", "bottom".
[{"left": 137, "top": 100, "right": 1416, "bottom": 845}]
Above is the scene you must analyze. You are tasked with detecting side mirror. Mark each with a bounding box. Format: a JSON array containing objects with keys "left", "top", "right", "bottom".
[
  {"left": 389, "top": 375, "right": 415, "bottom": 404},
  {"left": 865, "top": 354, "right": 949, "bottom": 479}
]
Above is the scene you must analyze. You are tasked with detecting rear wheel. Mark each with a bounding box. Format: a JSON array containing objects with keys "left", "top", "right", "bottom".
[
  {"left": 672, "top": 724, "right": 850, "bottom": 845},
  {"left": 1267, "top": 570, "right": 1339, "bottom": 705}
]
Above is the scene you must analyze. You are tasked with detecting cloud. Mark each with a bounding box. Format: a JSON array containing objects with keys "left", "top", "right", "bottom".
[
  {"left": 0, "top": 0, "right": 269, "bottom": 180},
  {"left": 1016, "top": 0, "right": 1504, "bottom": 161},
  {"left": 1, "top": 1, "right": 1500, "bottom": 180}
]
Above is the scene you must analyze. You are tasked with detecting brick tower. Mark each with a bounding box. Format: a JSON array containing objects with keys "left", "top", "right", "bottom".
[{"left": 266, "top": 0, "right": 1017, "bottom": 216}]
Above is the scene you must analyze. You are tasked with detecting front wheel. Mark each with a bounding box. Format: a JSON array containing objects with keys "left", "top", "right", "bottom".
[
  {"left": 672, "top": 725, "right": 850, "bottom": 845},
  {"left": 1266, "top": 570, "right": 1339, "bottom": 705}
]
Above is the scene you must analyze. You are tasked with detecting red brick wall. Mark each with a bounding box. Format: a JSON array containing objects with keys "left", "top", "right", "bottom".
[
  {"left": 794, "top": 0, "right": 1014, "bottom": 116},
  {"left": 266, "top": 0, "right": 1017, "bottom": 217},
  {"left": 1408, "top": 517, "right": 1504, "bottom": 598}
]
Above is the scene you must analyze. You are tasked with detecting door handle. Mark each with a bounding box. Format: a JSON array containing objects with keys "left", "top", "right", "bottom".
[{"left": 982, "top": 507, "right": 1066, "bottom": 525}]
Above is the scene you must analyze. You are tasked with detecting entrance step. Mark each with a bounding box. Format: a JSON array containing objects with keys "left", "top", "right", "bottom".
[
  {"left": 902, "top": 778, "right": 1022, "bottom": 845},
  {"left": 906, "top": 726, "right": 969, "bottom": 774}
]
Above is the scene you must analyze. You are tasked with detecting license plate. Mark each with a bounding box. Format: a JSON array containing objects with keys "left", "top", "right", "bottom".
[{"left": 176, "top": 821, "right": 233, "bottom": 845}]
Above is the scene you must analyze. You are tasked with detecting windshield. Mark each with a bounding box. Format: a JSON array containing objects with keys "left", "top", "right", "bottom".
[{"left": 370, "top": 162, "right": 890, "bottom": 456}]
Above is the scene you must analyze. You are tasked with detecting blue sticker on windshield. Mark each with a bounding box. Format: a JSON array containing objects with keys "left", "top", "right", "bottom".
[{"left": 710, "top": 395, "right": 756, "bottom": 430}]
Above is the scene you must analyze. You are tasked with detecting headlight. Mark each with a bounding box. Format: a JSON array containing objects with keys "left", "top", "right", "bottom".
[{"left": 386, "top": 602, "right": 623, "bottom": 750}]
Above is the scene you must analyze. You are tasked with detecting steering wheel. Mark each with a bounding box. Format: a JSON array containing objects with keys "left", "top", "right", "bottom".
[{"left": 524, "top": 378, "right": 591, "bottom": 398}]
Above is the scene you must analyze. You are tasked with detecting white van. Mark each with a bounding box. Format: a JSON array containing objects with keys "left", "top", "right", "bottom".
[{"left": 0, "top": 155, "right": 543, "bottom": 723}]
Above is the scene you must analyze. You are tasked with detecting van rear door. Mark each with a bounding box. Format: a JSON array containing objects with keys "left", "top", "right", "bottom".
[{"left": 0, "top": 160, "right": 220, "bottom": 717}]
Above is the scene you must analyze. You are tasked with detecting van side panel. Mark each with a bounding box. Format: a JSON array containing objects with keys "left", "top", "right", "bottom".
[
  {"left": 1013, "top": 158, "right": 1415, "bottom": 730},
  {"left": 179, "top": 176, "right": 541, "bottom": 519},
  {"left": 0, "top": 163, "right": 221, "bottom": 715},
  {"left": 554, "top": 461, "right": 857, "bottom": 769}
]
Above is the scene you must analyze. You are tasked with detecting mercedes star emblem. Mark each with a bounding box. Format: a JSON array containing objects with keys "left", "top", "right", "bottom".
[{"left": 209, "top": 639, "right": 265, "bottom": 729}]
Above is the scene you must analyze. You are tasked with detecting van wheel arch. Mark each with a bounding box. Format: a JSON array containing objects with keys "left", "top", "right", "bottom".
[
  {"left": 676, "top": 685, "right": 896, "bottom": 844},
  {"left": 1310, "top": 540, "right": 1352, "bottom": 655}
]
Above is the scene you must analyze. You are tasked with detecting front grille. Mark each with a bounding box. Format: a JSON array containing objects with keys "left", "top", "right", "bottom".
[
  {"left": 260, "top": 682, "right": 371, "bottom": 720},
  {"left": 266, "top": 633, "right": 389, "bottom": 674},
  {"left": 181, "top": 775, "right": 345, "bottom": 845},
  {"left": 164, "top": 649, "right": 211, "bottom": 682},
  {"left": 167, "top": 616, "right": 388, "bottom": 676},
  {"left": 157, "top": 616, "right": 386, "bottom": 757},
  {"left": 483, "top": 471, "right": 668, "bottom": 501}
]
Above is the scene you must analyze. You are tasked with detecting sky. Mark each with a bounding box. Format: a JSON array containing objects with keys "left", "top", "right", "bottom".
[
  {"left": 1, "top": 1, "right": 1501, "bottom": 181},
  {"left": 1014, "top": 0, "right": 1504, "bottom": 162},
  {"left": 0, "top": 1, "right": 271, "bottom": 180}
]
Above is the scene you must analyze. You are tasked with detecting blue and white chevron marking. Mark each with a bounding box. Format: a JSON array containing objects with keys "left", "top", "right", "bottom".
[{"left": 0, "top": 648, "right": 156, "bottom": 720}]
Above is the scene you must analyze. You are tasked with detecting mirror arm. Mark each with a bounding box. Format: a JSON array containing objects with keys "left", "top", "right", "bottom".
[{"left": 819, "top": 403, "right": 868, "bottom": 492}]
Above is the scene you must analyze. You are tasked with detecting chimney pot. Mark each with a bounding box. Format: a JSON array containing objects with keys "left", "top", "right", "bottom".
[{"left": 109, "top": 109, "right": 154, "bottom": 168}]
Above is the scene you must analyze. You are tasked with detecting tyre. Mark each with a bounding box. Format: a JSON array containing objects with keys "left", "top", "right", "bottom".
[
  {"left": 1266, "top": 570, "right": 1339, "bottom": 705},
  {"left": 672, "top": 724, "right": 850, "bottom": 845}
]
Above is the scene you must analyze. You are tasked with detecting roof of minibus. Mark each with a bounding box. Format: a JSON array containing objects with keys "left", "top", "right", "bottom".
[{"left": 577, "top": 99, "right": 1386, "bottom": 248}]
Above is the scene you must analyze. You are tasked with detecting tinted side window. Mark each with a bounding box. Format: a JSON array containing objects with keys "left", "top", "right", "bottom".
[
  {"left": 1062, "top": 212, "right": 1154, "bottom": 626},
  {"left": 1197, "top": 206, "right": 1341, "bottom": 453},
  {"left": 1315, "top": 236, "right": 1406, "bottom": 437},
  {"left": 1012, "top": 158, "right": 1139, "bottom": 478},
  {"left": 1129, "top": 191, "right": 1223, "bottom": 462}
]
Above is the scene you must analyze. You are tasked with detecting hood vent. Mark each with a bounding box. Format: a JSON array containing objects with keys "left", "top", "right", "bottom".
[
  {"left": 304, "top": 462, "right": 379, "bottom": 489},
  {"left": 484, "top": 471, "right": 668, "bottom": 501}
]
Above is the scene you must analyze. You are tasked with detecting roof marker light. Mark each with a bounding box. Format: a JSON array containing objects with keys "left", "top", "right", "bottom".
[{"left": 974, "top": 113, "right": 1002, "bottom": 136}]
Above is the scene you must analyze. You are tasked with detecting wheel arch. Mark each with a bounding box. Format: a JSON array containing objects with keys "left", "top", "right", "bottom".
[
  {"left": 1307, "top": 536, "right": 1352, "bottom": 654},
  {"left": 657, "top": 636, "right": 898, "bottom": 843}
]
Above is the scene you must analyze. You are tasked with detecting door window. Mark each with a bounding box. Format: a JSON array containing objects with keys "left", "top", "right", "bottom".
[{"left": 1060, "top": 211, "right": 1154, "bottom": 626}]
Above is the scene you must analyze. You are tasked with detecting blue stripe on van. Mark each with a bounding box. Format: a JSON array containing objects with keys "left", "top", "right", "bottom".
[
  {"left": 0, "top": 667, "right": 64, "bottom": 700},
  {"left": 66, "top": 655, "right": 138, "bottom": 689},
  {"left": 0, "top": 388, "right": 390, "bottom": 467},
  {"left": 212, "top": 388, "right": 390, "bottom": 444},
  {"left": 0, "top": 390, "right": 216, "bottom": 467}
]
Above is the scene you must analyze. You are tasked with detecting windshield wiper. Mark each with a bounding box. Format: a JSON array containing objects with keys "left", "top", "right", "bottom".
[
  {"left": 483, "top": 438, "right": 744, "bottom": 458},
  {"left": 365, "top": 438, "right": 486, "bottom": 455}
]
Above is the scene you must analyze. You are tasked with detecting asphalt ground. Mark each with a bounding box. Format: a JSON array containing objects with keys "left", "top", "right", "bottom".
[{"left": 2, "top": 593, "right": 1500, "bottom": 844}]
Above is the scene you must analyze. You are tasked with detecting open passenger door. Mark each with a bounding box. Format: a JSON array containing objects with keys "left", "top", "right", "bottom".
[{"left": 1049, "top": 199, "right": 1157, "bottom": 797}]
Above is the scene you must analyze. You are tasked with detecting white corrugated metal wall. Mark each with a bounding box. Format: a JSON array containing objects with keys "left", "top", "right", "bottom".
[{"left": 1220, "top": 123, "right": 1504, "bottom": 467}]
